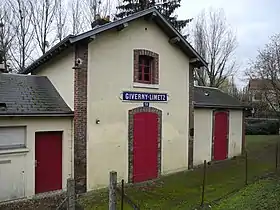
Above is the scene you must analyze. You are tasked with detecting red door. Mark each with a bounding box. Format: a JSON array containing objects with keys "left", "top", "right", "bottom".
[
  {"left": 213, "top": 111, "right": 229, "bottom": 161},
  {"left": 133, "top": 112, "right": 158, "bottom": 183},
  {"left": 35, "top": 132, "right": 63, "bottom": 194}
]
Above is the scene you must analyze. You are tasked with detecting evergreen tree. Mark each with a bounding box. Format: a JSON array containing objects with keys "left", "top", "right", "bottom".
[{"left": 115, "top": 0, "right": 192, "bottom": 32}]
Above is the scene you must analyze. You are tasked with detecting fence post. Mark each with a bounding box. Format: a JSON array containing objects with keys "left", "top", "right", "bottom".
[
  {"left": 200, "top": 160, "right": 207, "bottom": 207},
  {"left": 245, "top": 151, "right": 248, "bottom": 186},
  {"left": 121, "top": 179, "right": 124, "bottom": 210},
  {"left": 276, "top": 142, "right": 279, "bottom": 171},
  {"left": 109, "top": 171, "right": 117, "bottom": 210},
  {"left": 67, "top": 178, "right": 76, "bottom": 210}
]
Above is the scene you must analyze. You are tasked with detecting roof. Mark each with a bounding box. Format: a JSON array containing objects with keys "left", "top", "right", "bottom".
[
  {"left": 0, "top": 73, "right": 73, "bottom": 116},
  {"left": 21, "top": 7, "right": 207, "bottom": 74},
  {"left": 194, "top": 86, "right": 246, "bottom": 109},
  {"left": 248, "top": 78, "right": 278, "bottom": 90}
]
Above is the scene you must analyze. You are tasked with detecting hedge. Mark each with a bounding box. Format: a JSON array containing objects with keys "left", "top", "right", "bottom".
[{"left": 245, "top": 118, "right": 280, "bottom": 135}]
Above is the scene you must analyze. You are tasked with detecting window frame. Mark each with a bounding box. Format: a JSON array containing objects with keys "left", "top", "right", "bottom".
[
  {"left": 133, "top": 49, "right": 159, "bottom": 85},
  {"left": 0, "top": 126, "right": 27, "bottom": 150},
  {"left": 138, "top": 55, "right": 154, "bottom": 84}
]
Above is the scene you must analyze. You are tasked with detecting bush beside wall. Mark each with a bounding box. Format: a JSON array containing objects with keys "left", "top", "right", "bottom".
[{"left": 245, "top": 118, "right": 279, "bottom": 135}]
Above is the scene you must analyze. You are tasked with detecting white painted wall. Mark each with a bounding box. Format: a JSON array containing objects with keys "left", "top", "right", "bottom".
[
  {"left": 0, "top": 153, "right": 26, "bottom": 201},
  {"left": 228, "top": 110, "right": 243, "bottom": 158},
  {"left": 87, "top": 19, "right": 190, "bottom": 189},
  {"left": 193, "top": 109, "right": 243, "bottom": 166},
  {"left": 193, "top": 109, "right": 213, "bottom": 165},
  {"left": 0, "top": 117, "right": 73, "bottom": 202},
  {"left": 34, "top": 48, "right": 75, "bottom": 110}
]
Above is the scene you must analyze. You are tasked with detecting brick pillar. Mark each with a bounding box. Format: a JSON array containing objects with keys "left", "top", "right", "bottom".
[
  {"left": 188, "top": 64, "right": 194, "bottom": 169},
  {"left": 74, "top": 42, "right": 88, "bottom": 194}
]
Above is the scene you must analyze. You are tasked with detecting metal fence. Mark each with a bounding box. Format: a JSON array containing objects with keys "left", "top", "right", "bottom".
[{"left": 108, "top": 140, "right": 280, "bottom": 210}]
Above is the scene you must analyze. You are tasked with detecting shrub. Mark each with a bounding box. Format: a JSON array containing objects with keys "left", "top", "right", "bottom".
[{"left": 245, "top": 118, "right": 279, "bottom": 135}]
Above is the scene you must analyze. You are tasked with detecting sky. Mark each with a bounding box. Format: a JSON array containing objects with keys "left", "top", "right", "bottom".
[{"left": 176, "top": 0, "right": 280, "bottom": 88}]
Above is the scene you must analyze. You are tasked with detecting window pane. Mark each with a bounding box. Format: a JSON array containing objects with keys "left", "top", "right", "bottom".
[
  {"left": 144, "top": 66, "right": 150, "bottom": 74},
  {"left": 0, "top": 127, "right": 26, "bottom": 149},
  {"left": 144, "top": 57, "right": 150, "bottom": 66},
  {"left": 138, "top": 70, "right": 142, "bottom": 80},
  {"left": 139, "top": 55, "right": 152, "bottom": 66},
  {"left": 144, "top": 73, "right": 150, "bottom": 81}
]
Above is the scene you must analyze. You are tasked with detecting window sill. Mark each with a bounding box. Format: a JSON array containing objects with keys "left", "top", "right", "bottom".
[
  {"left": 0, "top": 148, "right": 29, "bottom": 155},
  {"left": 133, "top": 82, "right": 159, "bottom": 89}
]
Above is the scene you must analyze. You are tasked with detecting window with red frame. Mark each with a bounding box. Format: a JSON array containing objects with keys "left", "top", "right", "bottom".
[{"left": 138, "top": 55, "right": 154, "bottom": 84}]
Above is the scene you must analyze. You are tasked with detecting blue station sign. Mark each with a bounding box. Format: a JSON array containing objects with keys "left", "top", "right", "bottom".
[{"left": 122, "top": 91, "right": 168, "bottom": 102}]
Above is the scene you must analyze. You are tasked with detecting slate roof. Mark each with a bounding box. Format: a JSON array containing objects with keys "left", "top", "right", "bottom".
[
  {"left": 20, "top": 7, "right": 207, "bottom": 74},
  {"left": 0, "top": 73, "right": 73, "bottom": 116},
  {"left": 194, "top": 86, "right": 246, "bottom": 109}
]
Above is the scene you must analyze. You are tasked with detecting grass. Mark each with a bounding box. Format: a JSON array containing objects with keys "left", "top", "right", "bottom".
[
  {"left": 212, "top": 176, "right": 280, "bottom": 210},
  {"left": 79, "top": 135, "right": 280, "bottom": 210}
]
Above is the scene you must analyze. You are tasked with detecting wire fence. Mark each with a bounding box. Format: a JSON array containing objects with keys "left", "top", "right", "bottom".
[
  {"left": 108, "top": 139, "right": 280, "bottom": 210},
  {"left": 198, "top": 141, "right": 280, "bottom": 209}
]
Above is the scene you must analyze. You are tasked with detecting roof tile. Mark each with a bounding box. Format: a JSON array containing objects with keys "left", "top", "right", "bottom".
[{"left": 0, "top": 73, "right": 73, "bottom": 116}]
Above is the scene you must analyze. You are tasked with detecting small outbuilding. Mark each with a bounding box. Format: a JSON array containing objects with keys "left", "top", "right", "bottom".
[
  {"left": 0, "top": 73, "right": 73, "bottom": 202},
  {"left": 193, "top": 86, "right": 246, "bottom": 166}
]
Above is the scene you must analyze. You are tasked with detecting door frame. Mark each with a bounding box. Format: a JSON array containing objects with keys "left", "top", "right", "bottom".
[
  {"left": 128, "top": 106, "right": 162, "bottom": 183},
  {"left": 34, "top": 131, "right": 63, "bottom": 194},
  {"left": 211, "top": 110, "right": 229, "bottom": 161}
]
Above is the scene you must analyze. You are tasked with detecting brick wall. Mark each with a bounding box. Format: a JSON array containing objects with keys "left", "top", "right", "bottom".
[
  {"left": 188, "top": 64, "right": 194, "bottom": 169},
  {"left": 74, "top": 41, "right": 88, "bottom": 194}
]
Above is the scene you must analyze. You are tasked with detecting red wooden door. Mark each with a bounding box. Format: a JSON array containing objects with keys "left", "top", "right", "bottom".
[
  {"left": 35, "top": 132, "right": 63, "bottom": 194},
  {"left": 133, "top": 112, "right": 158, "bottom": 183},
  {"left": 213, "top": 111, "right": 229, "bottom": 161}
]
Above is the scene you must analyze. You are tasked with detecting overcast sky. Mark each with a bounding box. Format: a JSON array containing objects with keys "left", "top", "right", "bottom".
[{"left": 176, "top": 0, "right": 280, "bottom": 88}]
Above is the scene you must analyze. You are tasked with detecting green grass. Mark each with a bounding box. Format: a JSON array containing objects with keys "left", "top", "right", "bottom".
[
  {"left": 212, "top": 176, "right": 280, "bottom": 210},
  {"left": 79, "top": 135, "right": 280, "bottom": 210}
]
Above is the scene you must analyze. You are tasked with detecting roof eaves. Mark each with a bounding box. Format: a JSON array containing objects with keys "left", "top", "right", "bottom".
[
  {"left": 194, "top": 103, "right": 247, "bottom": 110},
  {"left": 70, "top": 8, "right": 207, "bottom": 67},
  {"left": 0, "top": 111, "right": 74, "bottom": 117},
  {"left": 153, "top": 11, "right": 208, "bottom": 68},
  {"left": 70, "top": 7, "right": 157, "bottom": 44},
  {"left": 22, "top": 7, "right": 208, "bottom": 74},
  {"left": 20, "top": 35, "right": 74, "bottom": 74}
]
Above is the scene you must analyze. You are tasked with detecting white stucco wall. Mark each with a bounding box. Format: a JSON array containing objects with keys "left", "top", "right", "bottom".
[
  {"left": 193, "top": 109, "right": 243, "bottom": 166},
  {"left": 0, "top": 117, "right": 73, "bottom": 201},
  {"left": 193, "top": 109, "right": 213, "bottom": 165},
  {"left": 87, "top": 19, "right": 190, "bottom": 189},
  {"left": 34, "top": 48, "right": 75, "bottom": 110},
  {"left": 228, "top": 110, "right": 243, "bottom": 158}
]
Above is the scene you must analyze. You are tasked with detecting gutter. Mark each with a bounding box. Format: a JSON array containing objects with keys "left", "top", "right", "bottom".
[
  {"left": 0, "top": 112, "right": 74, "bottom": 117},
  {"left": 194, "top": 103, "right": 250, "bottom": 110}
]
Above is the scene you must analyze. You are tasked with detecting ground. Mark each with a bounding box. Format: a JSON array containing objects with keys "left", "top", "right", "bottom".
[
  {"left": 79, "top": 135, "right": 280, "bottom": 209},
  {"left": 213, "top": 175, "right": 280, "bottom": 210}
]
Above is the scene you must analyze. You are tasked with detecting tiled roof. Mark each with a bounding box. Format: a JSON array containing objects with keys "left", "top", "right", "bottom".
[
  {"left": 194, "top": 86, "right": 246, "bottom": 109},
  {"left": 0, "top": 73, "right": 73, "bottom": 116}
]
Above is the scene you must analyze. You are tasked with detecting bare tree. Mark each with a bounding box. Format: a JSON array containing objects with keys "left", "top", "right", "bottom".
[
  {"left": 81, "top": 0, "right": 100, "bottom": 30},
  {"left": 80, "top": 0, "right": 114, "bottom": 31},
  {"left": 54, "top": 0, "right": 68, "bottom": 42},
  {"left": 8, "top": 0, "right": 34, "bottom": 72},
  {"left": 0, "top": 5, "right": 15, "bottom": 72},
  {"left": 70, "top": 0, "right": 84, "bottom": 35},
  {"left": 247, "top": 34, "right": 280, "bottom": 116},
  {"left": 192, "top": 8, "right": 237, "bottom": 87},
  {"left": 29, "top": 0, "right": 57, "bottom": 55}
]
